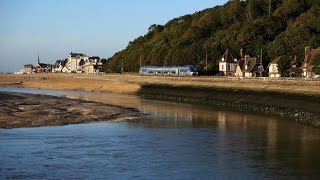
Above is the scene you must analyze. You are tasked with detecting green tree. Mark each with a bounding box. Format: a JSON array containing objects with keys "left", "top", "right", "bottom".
[
  {"left": 312, "top": 54, "right": 320, "bottom": 75},
  {"left": 104, "top": 0, "right": 320, "bottom": 74},
  {"left": 277, "top": 55, "right": 291, "bottom": 77}
]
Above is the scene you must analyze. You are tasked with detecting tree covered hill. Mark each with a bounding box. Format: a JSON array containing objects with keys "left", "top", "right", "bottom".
[{"left": 104, "top": 0, "right": 320, "bottom": 74}]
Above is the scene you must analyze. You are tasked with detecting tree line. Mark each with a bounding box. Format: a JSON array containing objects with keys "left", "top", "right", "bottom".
[{"left": 103, "top": 0, "right": 320, "bottom": 75}]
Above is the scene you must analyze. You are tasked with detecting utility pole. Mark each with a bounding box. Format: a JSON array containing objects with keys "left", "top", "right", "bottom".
[
  {"left": 260, "top": 49, "right": 263, "bottom": 77},
  {"left": 121, "top": 58, "right": 124, "bottom": 73},
  {"left": 205, "top": 53, "right": 208, "bottom": 71}
]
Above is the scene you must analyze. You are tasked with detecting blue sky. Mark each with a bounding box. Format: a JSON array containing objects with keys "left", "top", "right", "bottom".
[{"left": 0, "top": 0, "right": 228, "bottom": 72}]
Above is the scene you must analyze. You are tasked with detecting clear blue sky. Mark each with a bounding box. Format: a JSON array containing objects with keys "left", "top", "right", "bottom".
[{"left": 0, "top": 0, "right": 228, "bottom": 72}]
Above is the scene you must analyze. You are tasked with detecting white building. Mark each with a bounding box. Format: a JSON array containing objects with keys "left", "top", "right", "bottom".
[
  {"left": 219, "top": 48, "right": 239, "bottom": 76},
  {"left": 83, "top": 56, "right": 103, "bottom": 74},
  {"left": 268, "top": 57, "right": 281, "bottom": 78},
  {"left": 235, "top": 55, "right": 263, "bottom": 78},
  {"left": 66, "top": 52, "right": 89, "bottom": 73}
]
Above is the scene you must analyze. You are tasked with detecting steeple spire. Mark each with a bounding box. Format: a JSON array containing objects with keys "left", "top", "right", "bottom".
[{"left": 38, "top": 52, "right": 40, "bottom": 64}]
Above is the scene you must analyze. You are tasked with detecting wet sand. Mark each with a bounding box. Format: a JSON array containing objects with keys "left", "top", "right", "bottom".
[
  {"left": 1, "top": 74, "right": 320, "bottom": 95},
  {"left": 0, "top": 91, "right": 141, "bottom": 129}
]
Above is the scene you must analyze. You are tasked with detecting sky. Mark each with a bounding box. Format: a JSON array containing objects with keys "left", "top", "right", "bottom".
[{"left": 0, "top": 0, "right": 228, "bottom": 72}]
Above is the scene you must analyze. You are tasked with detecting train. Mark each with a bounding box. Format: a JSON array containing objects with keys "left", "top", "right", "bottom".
[{"left": 139, "top": 65, "right": 198, "bottom": 76}]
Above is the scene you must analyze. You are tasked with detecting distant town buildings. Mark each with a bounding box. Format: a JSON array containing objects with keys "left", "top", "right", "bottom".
[
  {"left": 18, "top": 52, "right": 107, "bottom": 74},
  {"left": 17, "top": 46, "right": 320, "bottom": 78}
]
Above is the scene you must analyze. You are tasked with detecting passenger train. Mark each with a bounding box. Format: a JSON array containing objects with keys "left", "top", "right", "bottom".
[{"left": 139, "top": 65, "right": 198, "bottom": 76}]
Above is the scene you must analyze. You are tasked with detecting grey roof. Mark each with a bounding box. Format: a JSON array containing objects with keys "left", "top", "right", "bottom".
[
  {"left": 220, "top": 48, "right": 239, "bottom": 63},
  {"left": 237, "top": 56, "right": 260, "bottom": 72},
  {"left": 70, "top": 52, "right": 86, "bottom": 57}
]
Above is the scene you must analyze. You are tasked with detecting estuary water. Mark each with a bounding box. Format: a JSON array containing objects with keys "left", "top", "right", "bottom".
[{"left": 1, "top": 87, "right": 320, "bottom": 179}]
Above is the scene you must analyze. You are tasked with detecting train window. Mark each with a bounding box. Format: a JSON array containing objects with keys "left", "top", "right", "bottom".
[
  {"left": 141, "top": 69, "right": 147, "bottom": 73},
  {"left": 148, "top": 69, "right": 154, "bottom": 73},
  {"left": 171, "top": 70, "right": 176, "bottom": 74},
  {"left": 179, "top": 68, "right": 187, "bottom": 73}
]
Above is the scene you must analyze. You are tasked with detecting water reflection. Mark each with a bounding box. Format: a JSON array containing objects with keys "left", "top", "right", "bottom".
[{"left": 1, "top": 87, "right": 320, "bottom": 177}]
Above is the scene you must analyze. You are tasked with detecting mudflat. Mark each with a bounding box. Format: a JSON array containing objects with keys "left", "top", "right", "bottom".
[{"left": 0, "top": 91, "right": 141, "bottom": 129}]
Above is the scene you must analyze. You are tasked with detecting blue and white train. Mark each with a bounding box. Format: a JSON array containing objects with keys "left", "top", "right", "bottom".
[{"left": 139, "top": 65, "right": 198, "bottom": 76}]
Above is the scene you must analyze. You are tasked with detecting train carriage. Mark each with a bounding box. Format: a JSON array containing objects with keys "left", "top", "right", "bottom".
[{"left": 139, "top": 65, "right": 198, "bottom": 76}]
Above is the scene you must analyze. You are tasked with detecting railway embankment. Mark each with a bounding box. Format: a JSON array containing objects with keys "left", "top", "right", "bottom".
[{"left": 137, "top": 84, "right": 320, "bottom": 127}]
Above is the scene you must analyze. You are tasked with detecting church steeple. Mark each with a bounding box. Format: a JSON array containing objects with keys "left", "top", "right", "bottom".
[{"left": 37, "top": 52, "right": 40, "bottom": 64}]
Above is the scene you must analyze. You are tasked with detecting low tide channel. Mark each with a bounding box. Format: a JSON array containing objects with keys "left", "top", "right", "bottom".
[{"left": 1, "top": 87, "right": 320, "bottom": 179}]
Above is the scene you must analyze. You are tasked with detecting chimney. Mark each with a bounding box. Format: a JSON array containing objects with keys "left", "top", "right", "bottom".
[
  {"left": 305, "top": 46, "right": 310, "bottom": 60},
  {"left": 244, "top": 55, "right": 249, "bottom": 70}
]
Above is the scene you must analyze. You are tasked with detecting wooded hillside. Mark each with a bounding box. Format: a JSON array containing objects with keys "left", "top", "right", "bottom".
[{"left": 103, "top": 0, "right": 320, "bottom": 75}]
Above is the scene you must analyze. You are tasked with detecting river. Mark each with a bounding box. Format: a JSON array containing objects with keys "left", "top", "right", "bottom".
[{"left": 1, "top": 87, "right": 320, "bottom": 179}]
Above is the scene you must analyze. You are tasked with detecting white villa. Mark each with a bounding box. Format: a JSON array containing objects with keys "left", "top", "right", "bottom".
[{"left": 219, "top": 48, "right": 239, "bottom": 76}]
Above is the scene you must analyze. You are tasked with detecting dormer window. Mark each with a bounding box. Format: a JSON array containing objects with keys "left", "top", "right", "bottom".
[
  {"left": 234, "top": 58, "right": 237, "bottom": 62},
  {"left": 245, "top": 65, "right": 248, "bottom": 70},
  {"left": 222, "top": 58, "right": 225, "bottom": 62}
]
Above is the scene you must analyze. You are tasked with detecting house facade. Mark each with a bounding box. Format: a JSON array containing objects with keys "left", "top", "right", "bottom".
[
  {"left": 35, "top": 63, "right": 53, "bottom": 73},
  {"left": 52, "top": 59, "right": 68, "bottom": 73},
  {"left": 66, "top": 52, "right": 89, "bottom": 73},
  {"left": 268, "top": 57, "right": 281, "bottom": 78},
  {"left": 23, "top": 64, "right": 34, "bottom": 74},
  {"left": 235, "top": 55, "right": 263, "bottom": 77},
  {"left": 83, "top": 56, "right": 103, "bottom": 74},
  {"left": 302, "top": 46, "right": 320, "bottom": 78},
  {"left": 219, "top": 48, "right": 239, "bottom": 76},
  {"left": 268, "top": 57, "right": 301, "bottom": 78}
]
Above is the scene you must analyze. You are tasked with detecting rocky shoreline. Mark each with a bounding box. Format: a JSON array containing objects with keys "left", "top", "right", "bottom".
[
  {"left": 0, "top": 91, "right": 141, "bottom": 129},
  {"left": 137, "top": 84, "right": 320, "bottom": 127}
]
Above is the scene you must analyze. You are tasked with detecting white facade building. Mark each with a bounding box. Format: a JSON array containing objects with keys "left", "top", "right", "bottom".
[{"left": 66, "top": 52, "right": 89, "bottom": 73}]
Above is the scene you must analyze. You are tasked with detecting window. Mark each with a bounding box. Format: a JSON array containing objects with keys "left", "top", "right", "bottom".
[
  {"left": 141, "top": 69, "right": 147, "bottom": 73},
  {"left": 221, "top": 65, "right": 224, "bottom": 70},
  {"left": 179, "top": 68, "right": 188, "bottom": 73}
]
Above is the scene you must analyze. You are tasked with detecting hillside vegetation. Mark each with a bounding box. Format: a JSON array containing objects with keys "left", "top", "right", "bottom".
[{"left": 104, "top": 0, "right": 320, "bottom": 74}]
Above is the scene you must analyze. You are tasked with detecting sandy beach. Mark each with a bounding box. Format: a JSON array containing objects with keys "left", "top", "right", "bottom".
[
  {"left": 1, "top": 73, "right": 320, "bottom": 95},
  {"left": 0, "top": 91, "right": 140, "bottom": 129}
]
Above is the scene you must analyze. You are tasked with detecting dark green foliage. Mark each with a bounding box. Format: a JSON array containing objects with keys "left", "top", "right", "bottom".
[
  {"left": 277, "top": 55, "right": 291, "bottom": 77},
  {"left": 312, "top": 54, "right": 320, "bottom": 75},
  {"left": 105, "top": 0, "right": 320, "bottom": 74}
]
